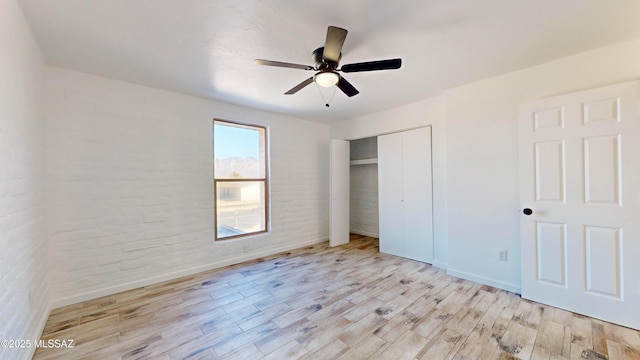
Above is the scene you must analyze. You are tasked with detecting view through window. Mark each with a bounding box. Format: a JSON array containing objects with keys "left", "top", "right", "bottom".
[{"left": 214, "top": 120, "right": 268, "bottom": 239}]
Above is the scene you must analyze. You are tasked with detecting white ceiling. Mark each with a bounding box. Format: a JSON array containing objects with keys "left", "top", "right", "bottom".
[{"left": 18, "top": 0, "right": 640, "bottom": 123}]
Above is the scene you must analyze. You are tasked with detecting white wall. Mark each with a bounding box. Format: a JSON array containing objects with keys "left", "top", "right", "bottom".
[
  {"left": 331, "top": 96, "right": 449, "bottom": 269},
  {"left": 0, "top": 0, "right": 50, "bottom": 359},
  {"left": 45, "top": 67, "right": 330, "bottom": 306},
  {"left": 444, "top": 38, "right": 640, "bottom": 292}
]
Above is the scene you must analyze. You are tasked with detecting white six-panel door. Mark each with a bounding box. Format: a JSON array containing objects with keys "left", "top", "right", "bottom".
[{"left": 518, "top": 81, "right": 640, "bottom": 330}]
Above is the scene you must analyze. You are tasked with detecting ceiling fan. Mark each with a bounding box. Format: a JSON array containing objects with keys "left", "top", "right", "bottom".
[{"left": 255, "top": 26, "right": 402, "bottom": 98}]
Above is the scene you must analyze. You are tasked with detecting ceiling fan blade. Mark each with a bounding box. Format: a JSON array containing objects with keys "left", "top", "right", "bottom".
[
  {"left": 336, "top": 76, "right": 359, "bottom": 97},
  {"left": 340, "top": 58, "right": 402, "bottom": 73},
  {"left": 285, "top": 77, "right": 314, "bottom": 95},
  {"left": 254, "top": 59, "right": 314, "bottom": 70},
  {"left": 323, "top": 26, "right": 348, "bottom": 63}
]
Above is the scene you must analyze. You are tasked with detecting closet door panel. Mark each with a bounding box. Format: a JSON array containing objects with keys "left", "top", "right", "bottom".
[
  {"left": 377, "top": 132, "right": 405, "bottom": 257},
  {"left": 330, "top": 139, "right": 350, "bottom": 246},
  {"left": 402, "top": 127, "right": 434, "bottom": 263}
]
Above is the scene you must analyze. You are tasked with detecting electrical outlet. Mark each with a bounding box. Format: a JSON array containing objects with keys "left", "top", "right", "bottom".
[{"left": 498, "top": 250, "right": 508, "bottom": 262}]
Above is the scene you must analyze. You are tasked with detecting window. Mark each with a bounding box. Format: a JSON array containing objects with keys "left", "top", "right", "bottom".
[{"left": 214, "top": 119, "right": 268, "bottom": 240}]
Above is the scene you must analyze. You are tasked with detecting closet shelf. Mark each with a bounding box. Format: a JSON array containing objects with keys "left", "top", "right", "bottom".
[{"left": 350, "top": 158, "right": 378, "bottom": 165}]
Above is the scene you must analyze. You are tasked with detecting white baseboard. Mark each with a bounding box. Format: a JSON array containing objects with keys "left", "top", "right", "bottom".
[
  {"left": 51, "top": 237, "right": 327, "bottom": 309},
  {"left": 349, "top": 229, "right": 379, "bottom": 238},
  {"left": 446, "top": 268, "right": 521, "bottom": 294},
  {"left": 431, "top": 260, "right": 448, "bottom": 270}
]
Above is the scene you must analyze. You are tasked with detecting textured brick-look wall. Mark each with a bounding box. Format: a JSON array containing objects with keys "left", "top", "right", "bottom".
[
  {"left": 0, "top": 1, "right": 50, "bottom": 359},
  {"left": 45, "top": 67, "right": 330, "bottom": 305},
  {"left": 349, "top": 164, "right": 379, "bottom": 237}
]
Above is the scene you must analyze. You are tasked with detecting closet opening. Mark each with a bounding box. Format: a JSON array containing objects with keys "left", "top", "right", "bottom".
[{"left": 349, "top": 137, "right": 379, "bottom": 238}]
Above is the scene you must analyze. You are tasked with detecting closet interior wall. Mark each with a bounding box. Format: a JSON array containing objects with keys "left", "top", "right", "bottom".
[{"left": 349, "top": 137, "right": 379, "bottom": 238}]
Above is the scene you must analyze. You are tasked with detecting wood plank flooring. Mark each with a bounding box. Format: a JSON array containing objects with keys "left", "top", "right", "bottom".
[{"left": 34, "top": 235, "right": 640, "bottom": 360}]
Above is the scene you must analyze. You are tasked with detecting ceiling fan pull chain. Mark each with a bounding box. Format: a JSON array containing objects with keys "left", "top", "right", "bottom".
[
  {"left": 327, "top": 86, "right": 337, "bottom": 107},
  {"left": 316, "top": 83, "right": 337, "bottom": 108}
]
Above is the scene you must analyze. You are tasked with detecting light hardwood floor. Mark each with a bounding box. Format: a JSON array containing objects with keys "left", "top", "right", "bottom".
[{"left": 34, "top": 235, "right": 640, "bottom": 360}]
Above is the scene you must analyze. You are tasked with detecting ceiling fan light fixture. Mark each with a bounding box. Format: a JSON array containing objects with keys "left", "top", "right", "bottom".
[{"left": 314, "top": 71, "right": 339, "bottom": 87}]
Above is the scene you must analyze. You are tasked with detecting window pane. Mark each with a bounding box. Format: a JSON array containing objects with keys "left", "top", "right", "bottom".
[
  {"left": 214, "top": 122, "right": 265, "bottom": 179},
  {"left": 216, "top": 180, "right": 266, "bottom": 239}
]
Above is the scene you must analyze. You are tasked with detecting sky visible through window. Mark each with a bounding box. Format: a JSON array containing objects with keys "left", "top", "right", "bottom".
[{"left": 214, "top": 123, "right": 259, "bottom": 159}]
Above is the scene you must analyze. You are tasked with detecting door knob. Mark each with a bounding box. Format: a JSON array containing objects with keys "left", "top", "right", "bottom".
[{"left": 523, "top": 208, "right": 533, "bottom": 215}]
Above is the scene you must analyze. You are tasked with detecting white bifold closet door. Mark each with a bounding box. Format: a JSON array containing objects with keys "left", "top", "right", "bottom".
[{"left": 378, "top": 127, "right": 434, "bottom": 263}]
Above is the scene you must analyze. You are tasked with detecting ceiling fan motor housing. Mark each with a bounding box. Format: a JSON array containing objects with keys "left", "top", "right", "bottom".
[{"left": 313, "top": 47, "right": 340, "bottom": 70}]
